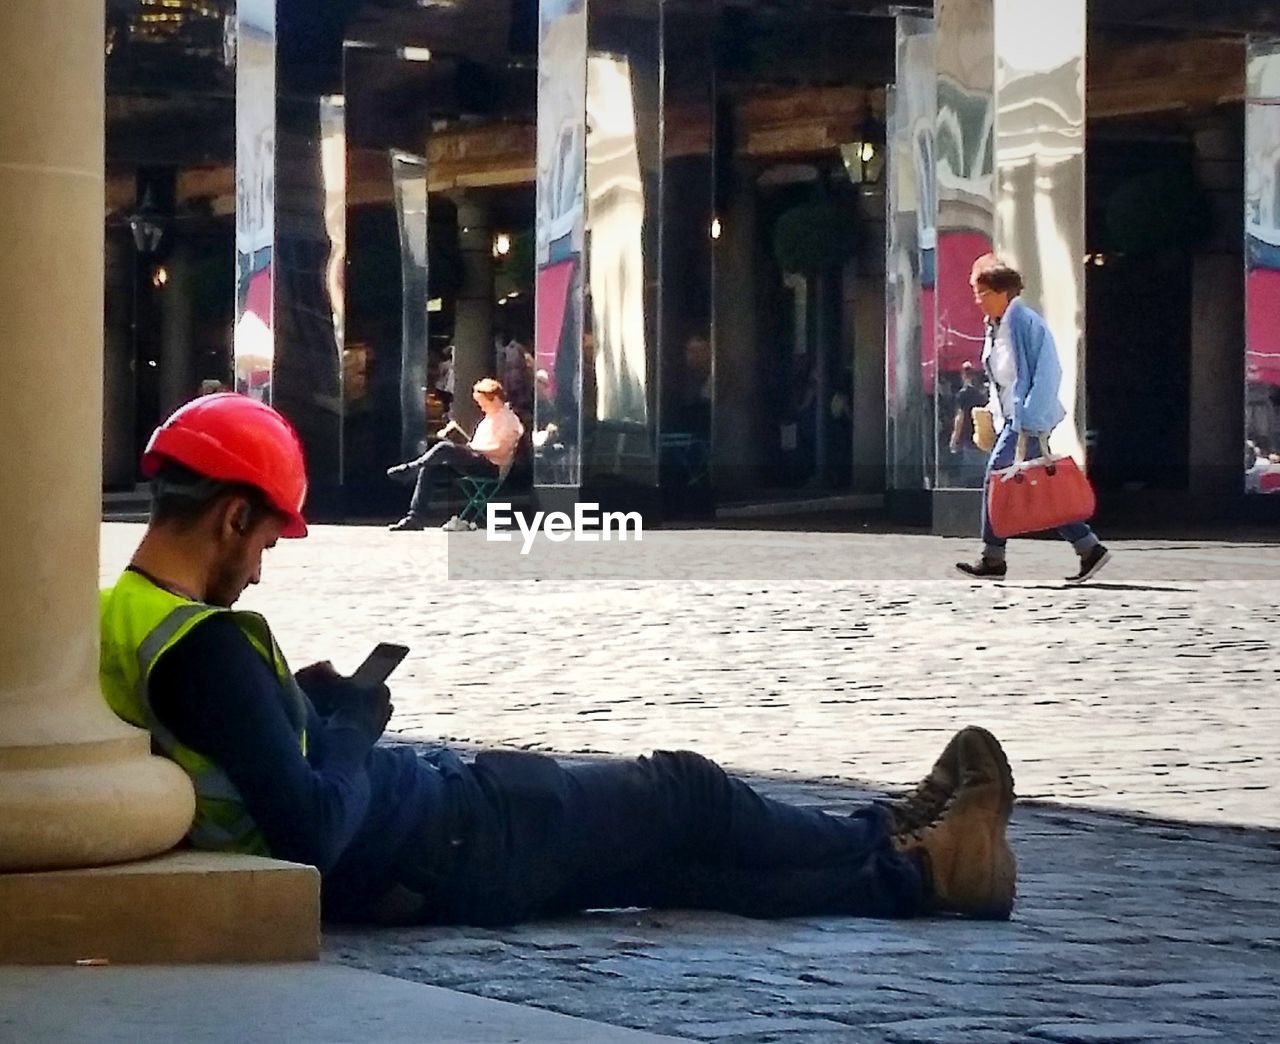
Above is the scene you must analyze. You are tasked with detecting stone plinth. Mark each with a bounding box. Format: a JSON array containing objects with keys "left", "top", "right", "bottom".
[{"left": 0, "top": 852, "right": 320, "bottom": 964}]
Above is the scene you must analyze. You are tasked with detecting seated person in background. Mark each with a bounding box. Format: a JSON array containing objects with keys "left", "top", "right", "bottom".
[{"left": 387, "top": 377, "right": 523, "bottom": 531}]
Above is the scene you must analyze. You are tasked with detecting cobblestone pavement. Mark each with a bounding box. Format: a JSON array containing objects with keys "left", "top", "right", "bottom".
[
  {"left": 100, "top": 525, "right": 1280, "bottom": 1042},
  {"left": 326, "top": 775, "right": 1279, "bottom": 1044}
]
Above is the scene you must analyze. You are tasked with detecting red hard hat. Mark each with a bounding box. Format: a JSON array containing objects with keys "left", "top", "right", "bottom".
[{"left": 142, "top": 393, "right": 309, "bottom": 538}]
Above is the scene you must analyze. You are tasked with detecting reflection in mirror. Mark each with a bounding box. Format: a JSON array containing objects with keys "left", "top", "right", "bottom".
[
  {"left": 534, "top": 0, "right": 588, "bottom": 487},
  {"left": 933, "top": 0, "right": 994, "bottom": 491},
  {"left": 391, "top": 151, "right": 429, "bottom": 461},
  {"left": 233, "top": 0, "right": 276, "bottom": 402},
  {"left": 887, "top": 15, "right": 936, "bottom": 491},
  {"left": 587, "top": 54, "right": 650, "bottom": 427},
  {"left": 320, "top": 95, "right": 348, "bottom": 476},
  {"left": 583, "top": 0, "right": 659, "bottom": 488},
  {"left": 994, "top": 0, "right": 1086, "bottom": 465},
  {"left": 1246, "top": 37, "right": 1280, "bottom": 494}
]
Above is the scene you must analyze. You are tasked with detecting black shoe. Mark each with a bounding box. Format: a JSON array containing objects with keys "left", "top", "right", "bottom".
[
  {"left": 955, "top": 557, "right": 1007, "bottom": 580},
  {"left": 388, "top": 515, "right": 425, "bottom": 532},
  {"left": 1066, "top": 545, "right": 1111, "bottom": 584}
]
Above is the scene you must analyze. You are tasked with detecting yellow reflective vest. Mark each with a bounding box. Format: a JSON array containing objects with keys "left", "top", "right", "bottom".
[{"left": 99, "top": 569, "right": 307, "bottom": 854}]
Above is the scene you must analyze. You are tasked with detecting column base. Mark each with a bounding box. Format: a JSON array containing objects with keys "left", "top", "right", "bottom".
[
  {"left": 0, "top": 851, "right": 320, "bottom": 964},
  {"left": 0, "top": 733, "right": 195, "bottom": 872}
]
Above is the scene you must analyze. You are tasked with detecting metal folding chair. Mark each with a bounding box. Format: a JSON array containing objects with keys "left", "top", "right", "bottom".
[{"left": 457, "top": 459, "right": 513, "bottom": 525}]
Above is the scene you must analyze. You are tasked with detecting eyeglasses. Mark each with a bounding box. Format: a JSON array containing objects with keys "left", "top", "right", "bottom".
[{"left": 973, "top": 288, "right": 997, "bottom": 298}]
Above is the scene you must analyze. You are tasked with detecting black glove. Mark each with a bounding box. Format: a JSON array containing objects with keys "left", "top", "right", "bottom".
[{"left": 295, "top": 661, "right": 393, "bottom": 741}]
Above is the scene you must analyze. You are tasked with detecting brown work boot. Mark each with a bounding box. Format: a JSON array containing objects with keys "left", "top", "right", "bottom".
[
  {"left": 893, "top": 757, "right": 1017, "bottom": 921},
  {"left": 884, "top": 726, "right": 1014, "bottom": 833}
]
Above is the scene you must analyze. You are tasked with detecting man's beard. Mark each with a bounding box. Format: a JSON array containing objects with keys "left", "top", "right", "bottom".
[{"left": 205, "top": 557, "right": 246, "bottom": 607}]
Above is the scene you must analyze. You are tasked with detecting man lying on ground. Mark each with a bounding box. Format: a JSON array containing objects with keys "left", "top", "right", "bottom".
[{"left": 100, "top": 393, "right": 1017, "bottom": 926}]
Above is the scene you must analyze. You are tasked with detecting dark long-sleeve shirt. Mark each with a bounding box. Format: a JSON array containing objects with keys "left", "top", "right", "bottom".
[{"left": 148, "top": 615, "right": 450, "bottom": 916}]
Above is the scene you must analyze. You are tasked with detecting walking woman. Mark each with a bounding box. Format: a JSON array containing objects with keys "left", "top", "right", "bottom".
[{"left": 956, "top": 258, "right": 1111, "bottom": 584}]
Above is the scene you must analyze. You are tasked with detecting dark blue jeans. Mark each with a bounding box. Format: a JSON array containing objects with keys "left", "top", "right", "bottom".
[
  {"left": 981, "top": 423, "right": 1099, "bottom": 555},
  {"left": 428, "top": 750, "right": 927, "bottom": 925},
  {"left": 407, "top": 441, "right": 497, "bottom": 517}
]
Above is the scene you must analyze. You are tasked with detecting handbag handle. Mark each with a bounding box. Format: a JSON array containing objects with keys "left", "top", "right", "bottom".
[{"left": 1013, "top": 431, "right": 1051, "bottom": 465}]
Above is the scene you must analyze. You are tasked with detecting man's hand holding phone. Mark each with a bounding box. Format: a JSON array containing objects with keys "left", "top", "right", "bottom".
[{"left": 295, "top": 643, "right": 408, "bottom": 742}]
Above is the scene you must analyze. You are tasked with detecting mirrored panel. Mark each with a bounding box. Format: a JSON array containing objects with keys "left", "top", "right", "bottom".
[
  {"left": 1246, "top": 36, "right": 1280, "bottom": 494},
  {"left": 586, "top": 55, "right": 650, "bottom": 427},
  {"left": 994, "top": 0, "right": 1086, "bottom": 464},
  {"left": 534, "top": 0, "right": 588, "bottom": 486},
  {"left": 583, "top": 0, "right": 660, "bottom": 487},
  {"left": 934, "top": 0, "right": 995, "bottom": 490},
  {"left": 321, "top": 98, "right": 347, "bottom": 469},
  {"left": 391, "top": 150, "right": 429, "bottom": 461},
  {"left": 233, "top": 0, "right": 275, "bottom": 401},
  {"left": 886, "top": 15, "right": 936, "bottom": 491}
]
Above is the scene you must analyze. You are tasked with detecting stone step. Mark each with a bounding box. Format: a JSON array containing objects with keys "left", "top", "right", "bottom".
[{"left": 0, "top": 851, "right": 319, "bottom": 964}]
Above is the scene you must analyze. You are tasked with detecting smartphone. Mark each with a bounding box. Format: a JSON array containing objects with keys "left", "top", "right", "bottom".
[{"left": 351, "top": 643, "right": 410, "bottom": 687}]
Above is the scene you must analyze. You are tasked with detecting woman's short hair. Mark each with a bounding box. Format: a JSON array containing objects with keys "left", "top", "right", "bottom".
[
  {"left": 974, "top": 263, "right": 1024, "bottom": 297},
  {"left": 473, "top": 377, "right": 507, "bottom": 401}
]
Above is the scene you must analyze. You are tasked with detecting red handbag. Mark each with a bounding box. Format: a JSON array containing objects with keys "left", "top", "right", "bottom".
[{"left": 987, "top": 437, "right": 1096, "bottom": 539}]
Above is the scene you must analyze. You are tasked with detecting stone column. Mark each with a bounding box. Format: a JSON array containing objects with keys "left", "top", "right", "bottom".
[
  {"left": 452, "top": 195, "right": 495, "bottom": 432},
  {"left": 0, "top": 0, "right": 194, "bottom": 871},
  {"left": 1190, "top": 113, "right": 1244, "bottom": 500},
  {"left": 159, "top": 242, "right": 197, "bottom": 418}
]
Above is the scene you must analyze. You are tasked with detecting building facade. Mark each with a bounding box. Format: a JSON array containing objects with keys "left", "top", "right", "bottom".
[{"left": 103, "top": 0, "right": 1280, "bottom": 526}]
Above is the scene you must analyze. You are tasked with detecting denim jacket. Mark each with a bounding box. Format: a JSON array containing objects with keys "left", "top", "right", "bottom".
[{"left": 1000, "top": 298, "right": 1067, "bottom": 435}]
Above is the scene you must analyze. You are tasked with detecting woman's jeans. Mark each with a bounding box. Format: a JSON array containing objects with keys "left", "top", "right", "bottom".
[{"left": 981, "top": 424, "right": 1099, "bottom": 557}]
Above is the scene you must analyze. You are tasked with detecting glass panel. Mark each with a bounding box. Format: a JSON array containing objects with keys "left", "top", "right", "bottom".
[
  {"left": 321, "top": 100, "right": 347, "bottom": 463},
  {"left": 994, "top": 0, "right": 1087, "bottom": 465},
  {"left": 391, "top": 150, "right": 430, "bottom": 461},
  {"left": 1246, "top": 37, "right": 1280, "bottom": 494},
  {"left": 233, "top": 0, "right": 275, "bottom": 401},
  {"left": 934, "top": 0, "right": 995, "bottom": 490},
  {"left": 583, "top": 0, "right": 660, "bottom": 486},
  {"left": 886, "top": 15, "right": 936, "bottom": 491},
  {"left": 534, "top": 0, "right": 589, "bottom": 486}
]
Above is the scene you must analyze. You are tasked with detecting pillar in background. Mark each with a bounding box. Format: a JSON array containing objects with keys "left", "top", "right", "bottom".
[
  {"left": 159, "top": 242, "right": 197, "bottom": 418},
  {"left": 914, "top": 0, "right": 1086, "bottom": 503},
  {"left": 233, "top": 0, "right": 345, "bottom": 514},
  {"left": 533, "top": 0, "right": 588, "bottom": 488},
  {"left": 0, "top": 0, "right": 194, "bottom": 871},
  {"left": 452, "top": 195, "right": 495, "bottom": 433},
  {"left": 272, "top": 96, "right": 345, "bottom": 515},
  {"left": 1243, "top": 39, "right": 1280, "bottom": 498},
  {"left": 933, "top": 0, "right": 995, "bottom": 492},
  {"left": 991, "top": 0, "right": 1087, "bottom": 465},
  {"left": 885, "top": 13, "right": 936, "bottom": 493},
  {"left": 1190, "top": 111, "right": 1245, "bottom": 500},
  {"left": 713, "top": 167, "right": 765, "bottom": 493},
  {"left": 103, "top": 229, "right": 136, "bottom": 489}
]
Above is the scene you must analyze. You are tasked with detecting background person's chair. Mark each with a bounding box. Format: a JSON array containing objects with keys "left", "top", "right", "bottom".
[{"left": 457, "top": 459, "right": 514, "bottom": 526}]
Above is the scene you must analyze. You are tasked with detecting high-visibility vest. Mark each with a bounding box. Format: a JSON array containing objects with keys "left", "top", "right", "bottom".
[{"left": 99, "top": 569, "right": 308, "bottom": 854}]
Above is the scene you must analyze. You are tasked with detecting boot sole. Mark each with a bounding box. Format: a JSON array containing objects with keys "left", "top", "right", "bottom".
[
  {"left": 933, "top": 794, "right": 1018, "bottom": 921},
  {"left": 931, "top": 730, "right": 1019, "bottom": 920}
]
